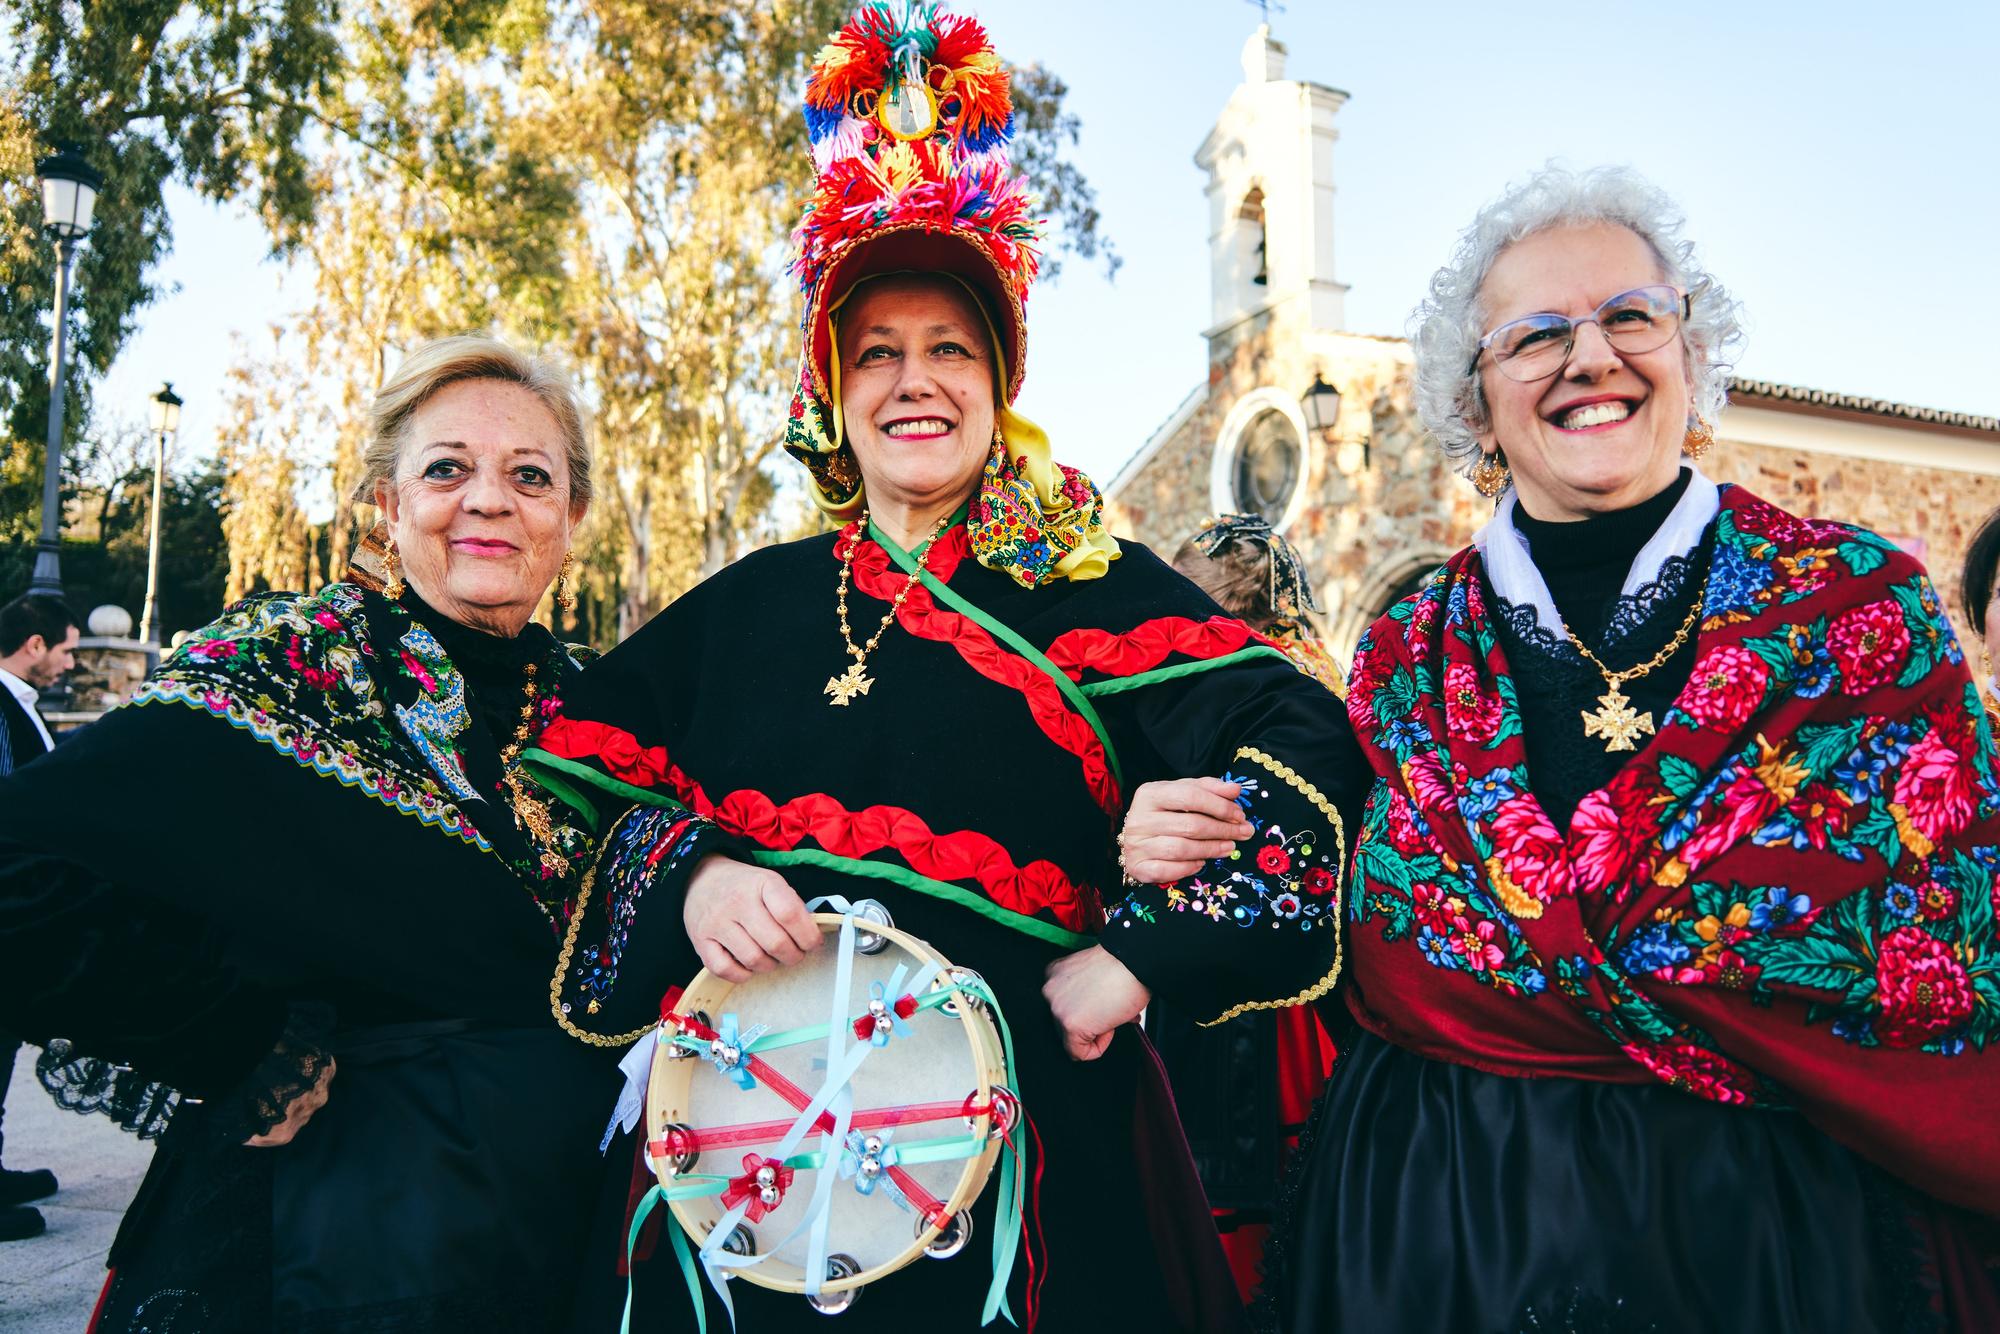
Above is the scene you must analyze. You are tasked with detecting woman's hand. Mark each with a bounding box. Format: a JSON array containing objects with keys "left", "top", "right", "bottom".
[
  {"left": 684, "top": 855, "right": 822, "bottom": 982},
  {"left": 1042, "top": 946, "right": 1150, "bottom": 1062},
  {"left": 244, "top": 1057, "right": 336, "bottom": 1147},
  {"left": 1118, "top": 777, "right": 1253, "bottom": 884}
]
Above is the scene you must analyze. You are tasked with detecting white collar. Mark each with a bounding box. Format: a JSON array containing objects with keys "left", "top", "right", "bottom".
[
  {"left": 0, "top": 665, "right": 54, "bottom": 750},
  {"left": 1471, "top": 466, "right": 1721, "bottom": 634},
  {"left": 0, "top": 666, "right": 37, "bottom": 710}
]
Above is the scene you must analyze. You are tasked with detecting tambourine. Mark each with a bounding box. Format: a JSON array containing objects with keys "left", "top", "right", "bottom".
[{"left": 623, "top": 897, "right": 1030, "bottom": 1321}]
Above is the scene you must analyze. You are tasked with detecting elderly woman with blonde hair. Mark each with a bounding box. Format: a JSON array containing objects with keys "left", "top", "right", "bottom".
[
  {"left": 1121, "top": 164, "right": 2000, "bottom": 1330},
  {"left": 0, "top": 335, "right": 623, "bottom": 1331}
]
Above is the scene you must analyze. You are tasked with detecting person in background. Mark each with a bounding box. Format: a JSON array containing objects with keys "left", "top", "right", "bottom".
[
  {"left": 1152, "top": 516, "right": 1341, "bottom": 1294},
  {"left": 1173, "top": 515, "right": 1346, "bottom": 697},
  {"left": 0, "top": 593, "right": 77, "bottom": 774},
  {"left": 1958, "top": 505, "right": 2000, "bottom": 726},
  {"left": 0, "top": 593, "right": 77, "bottom": 1243}
]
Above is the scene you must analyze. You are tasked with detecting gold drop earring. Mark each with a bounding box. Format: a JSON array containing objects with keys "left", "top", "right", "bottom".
[
  {"left": 383, "top": 537, "right": 405, "bottom": 601},
  {"left": 1471, "top": 451, "right": 1510, "bottom": 499},
  {"left": 555, "top": 550, "right": 577, "bottom": 612},
  {"left": 1684, "top": 416, "right": 1715, "bottom": 461}
]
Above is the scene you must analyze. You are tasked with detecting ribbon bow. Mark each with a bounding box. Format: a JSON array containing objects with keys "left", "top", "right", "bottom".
[
  {"left": 721, "top": 1153, "right": 794, "bottom": 1223},
  {"left": 837, "top": 1129, "right": 905, "bottom": 1200},
  {"left": 708, "top": 1013, "right": 765, "bottom": 1090},
  {"left": 852, "top": 982, "right": 918, "bottom": 1046}
]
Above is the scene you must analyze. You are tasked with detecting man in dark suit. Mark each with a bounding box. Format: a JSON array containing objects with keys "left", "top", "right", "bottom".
[{"left": 0, "top": 593, "right": 78, "bottom": 1241}]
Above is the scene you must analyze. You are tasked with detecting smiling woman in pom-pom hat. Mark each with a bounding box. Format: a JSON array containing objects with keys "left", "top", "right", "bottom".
[{"left": 527, "top": 4, "right": 1367, "bottom": 1329}]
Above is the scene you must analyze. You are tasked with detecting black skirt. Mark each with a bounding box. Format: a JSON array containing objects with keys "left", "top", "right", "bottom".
[
  {"left": 98, "top": 1021, "right": 621, "bottom": 1334},
  {"left": 1258, "top": 1026, "right": 1943, "bottom": 1334}
]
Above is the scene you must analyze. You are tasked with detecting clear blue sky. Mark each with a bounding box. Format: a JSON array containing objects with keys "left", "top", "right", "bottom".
[{"left": 98, "top": 0, "right": 2000, "bottom": 489}]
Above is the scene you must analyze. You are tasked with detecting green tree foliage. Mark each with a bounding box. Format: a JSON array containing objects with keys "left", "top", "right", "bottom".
[
  {"left": 0, "top": 0, "right": 343, "bottom": 450},
  {"left": 2, "top": 1, "right": 1116, "bottom": 646}
]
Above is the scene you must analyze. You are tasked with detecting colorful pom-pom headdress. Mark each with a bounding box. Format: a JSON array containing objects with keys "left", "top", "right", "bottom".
[{"left": 783, "top": 1, "right": 1118, "bottom": 588}]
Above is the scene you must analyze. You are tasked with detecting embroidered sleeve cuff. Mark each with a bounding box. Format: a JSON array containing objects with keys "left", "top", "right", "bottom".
[
  {"left": 1101, "top": 746, "right": 1346, "bottom": 1023},
  {"left": 551, "top": 805, "right": 723, "bottom": 1045}
]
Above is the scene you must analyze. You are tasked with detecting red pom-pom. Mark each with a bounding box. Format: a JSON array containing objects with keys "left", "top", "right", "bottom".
[{"left": 931, "top": 14, "right": 991, "bottom": 68}]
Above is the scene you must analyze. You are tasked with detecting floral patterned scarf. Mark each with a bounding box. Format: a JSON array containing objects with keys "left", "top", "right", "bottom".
[
  {"left": 1342, "top": 484, "right": 2000, "bottom": 1214},
  {"left": 137, "top": 582, "right": 596, "bottom": 903}
]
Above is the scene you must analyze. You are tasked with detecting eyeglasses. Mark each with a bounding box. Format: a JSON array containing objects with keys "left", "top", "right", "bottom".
[{"left": 1471, "top": 285, "right": 1690, "bottom": 382}]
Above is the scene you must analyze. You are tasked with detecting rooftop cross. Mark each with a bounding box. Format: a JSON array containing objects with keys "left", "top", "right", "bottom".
[{"left": 1244, "top": 0, "right": 1286, "bottom": 25}]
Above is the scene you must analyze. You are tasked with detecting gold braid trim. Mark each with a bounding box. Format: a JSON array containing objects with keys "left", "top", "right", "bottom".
[
  {"left": 549, "top": 833, "right": 659, "bottom": 1048},
  {"left": 1196, "top": 746, "right": 1347, "bottom": 1028}
]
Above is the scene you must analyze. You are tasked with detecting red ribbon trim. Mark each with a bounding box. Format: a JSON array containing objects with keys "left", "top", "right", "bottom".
[
  {"left": 538, "top": 717, "right": 1099, "bottom": 933},
  {"left": 1043, "top": 614, "right": 1282, "bottom": 681},
  {"left": 842, "top": 524, "right": 1122, "bottom": 817},
  {"left": 648, "top": 1097, "right": 987, "bottom": 1157}
]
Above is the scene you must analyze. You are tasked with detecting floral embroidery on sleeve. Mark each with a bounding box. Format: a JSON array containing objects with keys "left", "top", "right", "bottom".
[
  {"left": 564, "top": 804, "right": 710, "bottom": 1019},
  {"left": 1107, "top": 748, "right": 1346, "bottom": 936}
]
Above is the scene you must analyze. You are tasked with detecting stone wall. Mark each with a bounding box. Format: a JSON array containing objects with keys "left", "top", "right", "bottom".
[{"left": 1701, "top": 436, "right": 2000, "bottom": 659}]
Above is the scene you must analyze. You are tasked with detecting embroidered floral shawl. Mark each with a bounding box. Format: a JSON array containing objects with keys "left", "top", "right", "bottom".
[
  {"left": 1343, "top": 485, "right": 2000, "bottom": 1214},
  {"left": 136, "top": 582, "right": 595, "bottom": 899}
]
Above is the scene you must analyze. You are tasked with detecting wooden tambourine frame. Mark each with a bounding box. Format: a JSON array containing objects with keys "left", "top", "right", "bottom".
[{"left": 645, "top": 913, "right": 1011, "bottom": 1297}]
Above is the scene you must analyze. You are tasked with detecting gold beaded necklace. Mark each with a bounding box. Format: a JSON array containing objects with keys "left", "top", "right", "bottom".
[
  {"left": 498, "top": 659, "right": 567, "bottom": 874},
  {"left": 1564, "top": 573, "right": 1708, "bottom": 753},
  {"left": 826, "top": 511, "right": 951, "bottom": 706}
]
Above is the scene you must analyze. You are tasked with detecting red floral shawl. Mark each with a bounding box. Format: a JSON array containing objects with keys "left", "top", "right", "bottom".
[{"left": 1341, "top": 485, "right": 2000, "bottom": 1214}]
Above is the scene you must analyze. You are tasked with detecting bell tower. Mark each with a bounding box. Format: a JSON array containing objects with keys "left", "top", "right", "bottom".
[{"left": 1194, "top": 24, "right": 1350, "bottom": 349}]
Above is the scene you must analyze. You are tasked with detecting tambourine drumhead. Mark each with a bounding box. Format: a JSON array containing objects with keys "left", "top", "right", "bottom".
[{"left": 646, "top": 912, "right": 1010, "bottom": 1295}]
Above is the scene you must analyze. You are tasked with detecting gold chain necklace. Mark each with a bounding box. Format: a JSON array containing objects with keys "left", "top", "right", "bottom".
[
  {"left": 499, "top": 659, "right": 567, "bottom": 874},
  {"left": 1564, "top": 574, "right": 1708, "bottom": 753},
  {"left": 826, "top": 511, "right": 950, "bottom": 706}
]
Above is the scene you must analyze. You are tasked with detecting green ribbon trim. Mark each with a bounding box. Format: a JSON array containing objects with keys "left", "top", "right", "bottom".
[
  {"left": 625, "top": 1185, "right": 698, "bottom": 1334},
  {"left": 1077, "top": 644, "right": 1292, "bottom": 697},
  {"left": 868, "top": 515, "right": 1126, "bottom": 794},
  {"left": 522, "top": 748, "right": 690, "bottom": 833},
  {"left": 752, "top": 847, "right": 1091, "bottom": 950}
]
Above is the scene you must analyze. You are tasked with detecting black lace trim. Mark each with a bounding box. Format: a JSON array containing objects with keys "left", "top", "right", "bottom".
[
  {"left": 1494, "top": 596, "right": 1588, "bottom": 667},
  {"left": 1491, "top": 547, "right": 1706, "bottom": 668},
  {"left": 1601, "top": 550, "right": 1706, "bottom": 650},
  {"left": 208, "top": 1001, "right": 338, "bottom": 1146},
  {"left": 36, "top": 1041, "right": 181, "bottom": 1141}
]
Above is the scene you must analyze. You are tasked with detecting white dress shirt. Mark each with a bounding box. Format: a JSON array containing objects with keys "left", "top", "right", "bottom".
[{"left": 0, "top": 665, "right": 54, "bottom": 751}]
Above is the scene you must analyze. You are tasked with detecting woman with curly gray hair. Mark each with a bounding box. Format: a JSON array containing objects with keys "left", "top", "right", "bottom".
[{"left": 1119, "top": 163, "right": 2000, "bottom": 1330}]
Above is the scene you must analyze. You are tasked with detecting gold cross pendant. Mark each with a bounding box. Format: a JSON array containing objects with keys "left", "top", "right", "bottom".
[
  {"left": 824, "top": 661, "right": 873, "bottom": 706},
  {"left": 1580, "top": 683, "right": 1654, "bottom": 753}
]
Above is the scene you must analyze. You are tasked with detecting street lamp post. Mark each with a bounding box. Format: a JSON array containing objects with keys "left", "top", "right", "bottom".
[
  {"left": 1300, "top": 370, "right": 1369, "bottom": 474},
  {"left": 28, "top": 144, "right": 103, "bottom": 597},
  {"left": 140, "top": 382, "right": 183, "bottom": 648}
]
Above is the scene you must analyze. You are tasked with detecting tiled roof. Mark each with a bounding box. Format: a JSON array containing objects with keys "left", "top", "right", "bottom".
[{"left": 1728, "top": 376, "right": 2000, "bottom": 435}]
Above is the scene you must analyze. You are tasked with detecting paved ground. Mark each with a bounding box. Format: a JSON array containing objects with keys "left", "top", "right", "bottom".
[{"left": 0, "top": 1053, "right": 151, "bottom": 1332}]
